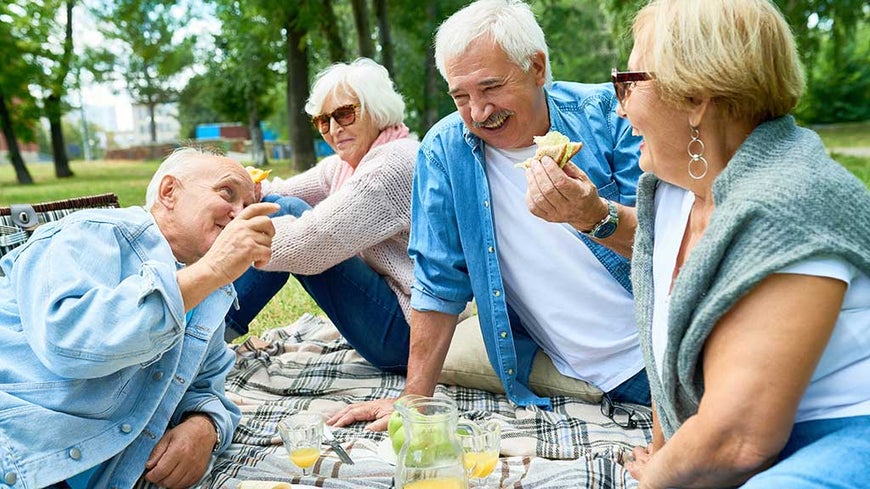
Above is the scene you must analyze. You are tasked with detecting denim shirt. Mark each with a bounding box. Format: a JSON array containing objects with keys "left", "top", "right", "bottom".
[
  {"left": 0, "top": 207, "right": 241, "bottom": 489},
  {"left": 409, "top": 82, "right": 642, "bottom": 409}
]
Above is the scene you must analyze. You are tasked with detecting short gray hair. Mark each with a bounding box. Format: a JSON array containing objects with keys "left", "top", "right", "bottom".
[
  {"left": 435, "top": 0, "right": 552, "bottom": 86},
  {"left": 144, "top": 147, "right": 218, "bottom": 211},
  {"left": 305, "top": 58, "right": 405, "bottom": 130}
]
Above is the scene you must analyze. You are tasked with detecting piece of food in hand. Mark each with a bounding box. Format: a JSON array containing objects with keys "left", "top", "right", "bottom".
[
  {"left": 245, "top": 166, "right": 272, "bottom": 183},
  {"left": 516, "top": 130, "right": 583, "bottom": 169}
]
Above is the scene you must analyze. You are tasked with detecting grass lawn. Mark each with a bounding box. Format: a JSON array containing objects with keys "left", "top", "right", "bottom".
[{"left": 1, "top": 121, "right": 867, "bottom": 340}]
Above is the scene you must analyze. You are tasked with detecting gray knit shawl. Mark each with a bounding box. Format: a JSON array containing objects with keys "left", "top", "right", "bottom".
[{"left": 632, "top": 115, "right": 870, "bottom": 439}]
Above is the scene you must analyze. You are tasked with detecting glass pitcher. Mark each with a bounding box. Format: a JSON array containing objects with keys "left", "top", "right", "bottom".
[{"left": 393, "top": 395, "right": 468, "bottom": 489}]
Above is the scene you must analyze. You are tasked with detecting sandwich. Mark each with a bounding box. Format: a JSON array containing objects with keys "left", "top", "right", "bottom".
[
  {"left": 516, "top": 130, "right": 583, "bottom": 169},
  {"left": 246, "top": 166, "right": 272, "bottom": 183}
]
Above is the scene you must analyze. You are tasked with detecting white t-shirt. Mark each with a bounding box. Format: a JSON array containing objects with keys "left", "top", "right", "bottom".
[
  {"left": 651, "top": 181, "right": 870, "bottom": 422},
  {"left": 485, "top": 145, "right": 644, "bottom": 392}
]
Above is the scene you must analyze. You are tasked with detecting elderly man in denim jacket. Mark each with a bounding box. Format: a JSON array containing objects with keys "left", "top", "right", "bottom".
[
  {"left": 331, "top": 0, "right": 647, "bottom": 432},
  {"left": 0, "top": 148, "right": 277, "bottom": 489}
]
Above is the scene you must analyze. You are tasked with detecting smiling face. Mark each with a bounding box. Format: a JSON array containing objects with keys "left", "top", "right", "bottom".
[
  {"left": 157, "top": 155, "right": 255, "bottom": 264},
  {"left": 445, "top": 37, "right": 550, "bottom": 149},
  {"left": 319, "top": 90, "right": 380, "bottom": 168},
  {"left": 618, "top": 41, "right": 692, "bottom": 182}
]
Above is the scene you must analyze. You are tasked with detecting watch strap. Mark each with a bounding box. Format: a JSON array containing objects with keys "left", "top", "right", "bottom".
[{"left": 583, "top": 199, "right": 619, "bottom": 238}]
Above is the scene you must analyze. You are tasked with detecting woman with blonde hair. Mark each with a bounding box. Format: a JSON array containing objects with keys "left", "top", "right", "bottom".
[
  {"left": 226, "top": 58, "right": 418, "bottom": 374},
  {"left": 616, "top": 0, "right": 870, "bottom": 487}
]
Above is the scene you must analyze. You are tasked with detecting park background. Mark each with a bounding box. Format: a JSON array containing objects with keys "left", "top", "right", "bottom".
[{"left": 1, "top": 0, "right": 868, "bottom": 338}]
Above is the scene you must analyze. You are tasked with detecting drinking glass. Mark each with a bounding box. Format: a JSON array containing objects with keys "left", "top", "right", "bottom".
[
  {"left": 277, "top": 412, "right": 323, "bottom": 476},
  {"left": 457, "top": 419, "right": 500, "bottom": 488}
]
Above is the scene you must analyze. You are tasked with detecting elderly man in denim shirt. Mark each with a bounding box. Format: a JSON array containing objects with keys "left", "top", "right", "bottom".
[
  {"left": 331, "top": 0, "right": 647, "bottom": 432},
  {"left": 0, "top": 148, "right": 278, "bottom": 489}
]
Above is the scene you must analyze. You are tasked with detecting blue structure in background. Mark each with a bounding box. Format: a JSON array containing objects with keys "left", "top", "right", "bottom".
[
  {"left": 315, "top": 140, "right": 335, "bottom": 158},
  {"left": 195, "top": 122, "right": 335, "bottom": 160},
  {"left": 195, "top": 124, "right": 221, "bottom": 140}
]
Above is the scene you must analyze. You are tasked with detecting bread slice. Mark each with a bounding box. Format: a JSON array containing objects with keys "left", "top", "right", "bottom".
[
  {"left": 246, "top": 166, "right": 272, "bottom": 183},
  {"left": 516, "top": 131, "right": 583, "bottom": 169}
]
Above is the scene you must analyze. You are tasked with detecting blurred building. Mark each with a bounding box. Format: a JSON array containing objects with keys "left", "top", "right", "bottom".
[
  {"left": 0, "top": 134, "right": 40, "bottom": 164},
  {"left": 130, "top": 103, "right": 181, "bottom": 145}
]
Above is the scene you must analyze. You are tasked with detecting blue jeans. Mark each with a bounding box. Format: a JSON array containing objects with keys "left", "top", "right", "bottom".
[
  {"left": 740, "top": 415, "right": 870, "bottom": 488},
  {"left": 608, "top": 368, "right": 651, "bottom": 406},
  {"left": 226, "top": 195, "right": 410, "bottom": 374}
]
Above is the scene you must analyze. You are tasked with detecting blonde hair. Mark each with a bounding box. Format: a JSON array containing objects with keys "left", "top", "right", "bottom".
[
  {"left": 305, "top": 58, "right": 405, "bottom": 131},
  {"left": 633, "top": 0, "right": 804, "bottom": 121},
  {"left": 435, "top": 0, "right": 552, "bottom": 86}
]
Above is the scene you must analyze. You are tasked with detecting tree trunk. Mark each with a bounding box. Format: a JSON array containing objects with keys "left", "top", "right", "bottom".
[
  {"left": 350, "top": 0, "right": 375, "bottom": 58},
  {"left": 374, "top": 0, "right": 394, "bottom": 76},
  {"left": 248, "top": 101, "right": 269, "bottom": 168},
  {"left": 422, "top": 0, "right": 440, "bottom": 132},
  {"left": 286, "top": 20, "right": 316, "bottom": 172},
  {"left": 49, "top": 0, "right": 75, "bottom": 178},
  {"left": 149, "top": 101, "right": 158, "bottom": 143},
  {"left": 46, "top": 94, "right": 74, "bottom": 178},
  {"left": 320, "top": 0, "right": 346, "bottom": 62},
  {"left": 0, "top": 91, "right": 34, "bottom": 185}
]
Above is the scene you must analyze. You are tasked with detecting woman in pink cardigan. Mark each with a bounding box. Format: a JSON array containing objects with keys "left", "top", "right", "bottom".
[{"left": 226, "top": 58, "right": 418, "bottom": 374}]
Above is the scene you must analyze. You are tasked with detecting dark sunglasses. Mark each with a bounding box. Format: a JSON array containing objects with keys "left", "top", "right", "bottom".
[
  {"left": 611, "top": 68, "right": 653, "bottom": 106},
  {"left": 311, "top": 103, "right": 360, "bottom": 134},
  {"left": 600, "top": 393, "right": 638, "bottom": 429}
]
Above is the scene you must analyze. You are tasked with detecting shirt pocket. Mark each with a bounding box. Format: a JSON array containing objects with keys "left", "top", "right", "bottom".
[
  {"left": 1, "top": 369, "right": 135, "bottom": 417},
  {"left": 597, "top": 181, "right": 619, "bottom": 202}
]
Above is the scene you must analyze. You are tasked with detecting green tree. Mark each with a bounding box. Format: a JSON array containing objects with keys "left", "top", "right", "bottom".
[
  {"left": 92, "top": 0, "right": 195, "bottom": 145},
  {"left": 41, "top": 0, "right": 76, "bottom": 178},
  {"left": 176, "top": 74, "right": 221, "bottom": 140},
  {"left": 209, "top": 0, "right": 281, "bottom": 167},
  {"left": 0, "top": 1, "right": 42, "bottom": 184}
]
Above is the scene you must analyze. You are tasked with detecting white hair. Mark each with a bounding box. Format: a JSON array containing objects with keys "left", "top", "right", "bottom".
[
  {"left": 435, "top": 0, "right": 552, "bottom": 86},
  {"left": 305, "top": 58, "right": 405, "bottom": 130},
  {"left": 144, "top": 147, "right": 218, "bottom": 211}
]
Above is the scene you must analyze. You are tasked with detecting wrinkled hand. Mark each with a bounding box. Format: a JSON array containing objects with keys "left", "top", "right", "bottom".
[
  {"left": 625, "top": 443, "right": 654, "bottom": 482},
  {"left": 144, "top": 416, "right": 215, "bottom": 488},
  {"left": 200, "top": 202, "right": 279, "bottom": 284},
  {"left": 525, "top": 156, "right": 607, "bottom": 231},
  {"left": 328, "top": 398, "right": 397, "bottom": 432}
]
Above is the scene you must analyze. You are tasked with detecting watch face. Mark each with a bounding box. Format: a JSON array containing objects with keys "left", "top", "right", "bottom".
[{"left": 592, "top": 221, "right": 618, "bottom": 239}]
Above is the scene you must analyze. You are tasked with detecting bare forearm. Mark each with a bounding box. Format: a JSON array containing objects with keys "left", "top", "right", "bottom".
[
  {"left": 176, "top": 262, "right": 227, "bottom": 312},
  {"left": 403, "top": 309, "right": 458, "bottom": 397},
  {"left": 640, "top": 415, "right": 773, "bottom": 489}
]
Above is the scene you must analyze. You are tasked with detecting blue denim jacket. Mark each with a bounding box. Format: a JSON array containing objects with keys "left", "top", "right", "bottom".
[
  {"left": 409, "top": 82, "right": 642, "bottom": 409},
  {"left": 0, "top": 207, "right": 241, "bottom": 489}
]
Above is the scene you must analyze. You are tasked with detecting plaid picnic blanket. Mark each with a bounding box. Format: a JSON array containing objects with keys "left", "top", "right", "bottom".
[{"left": 146, "top": 314, "right": 653, "bottom": 488}]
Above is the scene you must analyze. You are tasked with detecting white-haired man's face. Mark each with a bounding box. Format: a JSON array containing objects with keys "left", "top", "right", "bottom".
[
  {"left": 155, "top": 155, "right": 255, "bottom": 264},
  {"left": 445, "top": 37, "right": 550, "bottom": 149}
]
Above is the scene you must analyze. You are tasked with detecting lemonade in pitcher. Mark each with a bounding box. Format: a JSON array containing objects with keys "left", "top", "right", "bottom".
[
  {"left": 393, "top": 396, "right": 468, "bottom": 489},
  {"left": 403, "top": 478, "right": 465, "bottom": 489}
]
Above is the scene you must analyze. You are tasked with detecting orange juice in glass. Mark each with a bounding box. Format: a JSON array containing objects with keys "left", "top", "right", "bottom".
[
  {"left": 278, "top": 412, "right": 323, "bottom": 476},
  {"left": 457, "top": 419, "right": 501, "bottom": 488}
]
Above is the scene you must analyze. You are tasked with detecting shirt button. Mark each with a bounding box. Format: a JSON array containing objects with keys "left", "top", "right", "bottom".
[
  {"left": 488, "top": 246, "right": 494, "bottom": 253},
  {"left": 152, "top": 371, "right": 164, "bottom": 381},
  {"left": 68, "top": 447, "right": 82, "bottom": 460},
  {"left": 507, "top": 369, "right": 514, "bottom": 376},
  {"left": 483, "top": 200, "right": 489, "bottom": 208},
  {"left": 4, "top": 472, "right": 17, "bottom": 485},
  {"left": 120, "top": 424, "right": 132, "bottom": 433},
  {"left": 493, "top": 290, "right": 500, "bottom": 297},
  {"left": 500, "top": 332, "right": 507, "bottom": 339}
]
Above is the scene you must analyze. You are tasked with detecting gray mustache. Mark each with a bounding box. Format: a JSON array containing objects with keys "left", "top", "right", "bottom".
[{"left": 472, "top": 110, "right": 513, "bottom": 128}]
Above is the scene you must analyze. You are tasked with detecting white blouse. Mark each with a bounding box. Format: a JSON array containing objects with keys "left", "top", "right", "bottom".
[{"left": 650, "top": 180, "right": 870, "bottom": 422}]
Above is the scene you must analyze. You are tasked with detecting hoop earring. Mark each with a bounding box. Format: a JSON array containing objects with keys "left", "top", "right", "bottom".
[{"left": 687, "top": 126, "right": 708, "bottom": 180}]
